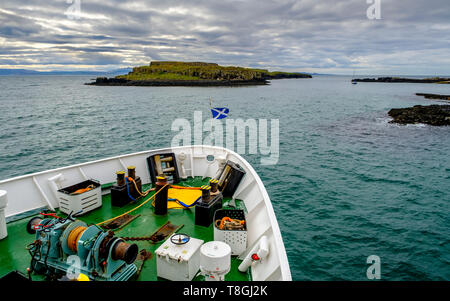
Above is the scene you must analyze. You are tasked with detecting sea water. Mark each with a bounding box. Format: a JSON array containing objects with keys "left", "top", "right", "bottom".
[{"left": 0, "top": 75, "right": 448, "bottom": 280}]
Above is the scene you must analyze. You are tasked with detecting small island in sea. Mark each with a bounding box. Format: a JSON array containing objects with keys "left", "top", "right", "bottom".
[
  {"left": 86, "top": 61, "right": 312, "bottom": 86},
  {"left": 353, "top": 77, "right": 450, "bottom": 84}
]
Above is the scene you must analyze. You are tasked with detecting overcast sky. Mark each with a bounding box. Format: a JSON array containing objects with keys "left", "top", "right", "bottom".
[{"left": 0, "top": 0, "right": 449, "bottom": 75}]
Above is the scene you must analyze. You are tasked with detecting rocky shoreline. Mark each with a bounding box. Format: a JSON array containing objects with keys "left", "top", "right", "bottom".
[
  {"left": 388, "top": 105, "right": 450, "bottom": 126},
  {"left": 86, "top": 77, "right": 270, "bottom": 86},
  {"left": 353, "top": 77, "right": 450, "bottom": 84},
  {"left": 86, "top": 73, "right": 312, "bottom": 86}
]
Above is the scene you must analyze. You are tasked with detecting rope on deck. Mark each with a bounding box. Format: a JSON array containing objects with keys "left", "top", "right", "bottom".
[{"left": 95, "top": 184, "right": 169, "bottom": 226}]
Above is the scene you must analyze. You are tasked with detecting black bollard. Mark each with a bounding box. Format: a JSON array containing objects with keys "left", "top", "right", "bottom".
[
  {"left": 116, "top": 171, "right": 126, "bottom": 186},
  {"left": 201, "top": 185, "right": 211, "bottom": 203},
  {"left": 209, "top": 179, "right": 219, "bottom": 194},
  {"left": 154, "top": 176, "right": 169, "bottom": 215},
  {"left": 127, "top": 166, "right": 136, "bottom": 180}
]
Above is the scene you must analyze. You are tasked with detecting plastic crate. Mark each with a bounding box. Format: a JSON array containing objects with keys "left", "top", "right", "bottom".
[
  {"left": 57, "top": 179, "right": 102, "bottom": 215},
  {"left": 213, "top": 209, "right": 247, "bottom": 256}
]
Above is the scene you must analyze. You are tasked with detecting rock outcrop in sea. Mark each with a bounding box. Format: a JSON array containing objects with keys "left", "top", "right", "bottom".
[
  {"left": 388, "top": 105, "right": 450, "bottom": 126},
  {"left": 353, "top": 77, "right": 450, "bottom": 84},
  {"left": 416, "top": 93, "right": 450, "bottom": 101}
]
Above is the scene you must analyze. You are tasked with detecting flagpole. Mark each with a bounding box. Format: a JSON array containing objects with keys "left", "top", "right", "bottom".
[{"left": 210, "top": 97, "right": 213, "bottom": 142}]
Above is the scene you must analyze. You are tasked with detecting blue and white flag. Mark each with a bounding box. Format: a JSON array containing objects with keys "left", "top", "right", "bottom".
[{"left": 211, "top": 107, "right": 229, "bottom": 119}]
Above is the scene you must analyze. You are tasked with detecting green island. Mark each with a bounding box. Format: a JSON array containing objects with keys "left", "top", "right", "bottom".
[{"left": 87, "top": 61, "right": 312, "bottom": 86}]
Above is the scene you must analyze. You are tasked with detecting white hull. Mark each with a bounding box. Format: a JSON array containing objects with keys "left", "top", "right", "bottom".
[{"left": 0, "top": 145, "right": 291, "bottom": 281}]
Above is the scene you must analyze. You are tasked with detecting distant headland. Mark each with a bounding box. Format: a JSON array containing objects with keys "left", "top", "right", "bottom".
[
  {"left": 352, "top": 77, "right": 450, "bottom": 84},
  {"left": 86, "top": 61, "right": 312, "bottom": 86}
]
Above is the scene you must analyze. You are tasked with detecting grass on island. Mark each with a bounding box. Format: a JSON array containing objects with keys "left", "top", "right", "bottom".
[
  {"left": 115, "top": 61, "right": 311, "bottom": 81},
  {"left": 425, "top": 77, "right": 450, "bottom": 84}
]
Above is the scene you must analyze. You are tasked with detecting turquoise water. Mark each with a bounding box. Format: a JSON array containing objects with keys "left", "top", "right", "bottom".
[{"left": 0, "top": 75, "right": 449, "bottom": 280}]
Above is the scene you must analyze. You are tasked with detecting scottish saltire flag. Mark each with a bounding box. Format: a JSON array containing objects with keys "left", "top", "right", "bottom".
[{"left": 211, "top": 107, "right": 229, "bottom": 119}]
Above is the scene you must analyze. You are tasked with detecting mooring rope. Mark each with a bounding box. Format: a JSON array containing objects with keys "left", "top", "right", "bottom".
[{"left": 95, "top": 184, "right": 169, "bottom": 226}]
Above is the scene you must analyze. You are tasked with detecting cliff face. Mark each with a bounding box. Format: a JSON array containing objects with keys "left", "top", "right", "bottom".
[{"left": 266, "top": 71, "right": 312, "bottom": 79}]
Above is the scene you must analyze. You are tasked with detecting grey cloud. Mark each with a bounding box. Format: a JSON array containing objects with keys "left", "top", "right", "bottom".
[{"left": 0, "top": 0, "right": 448, "bottom": 74}]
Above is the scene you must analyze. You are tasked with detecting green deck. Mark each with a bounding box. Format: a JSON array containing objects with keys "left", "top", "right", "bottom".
[{"left": 0, "top": 177, "right": 251, "bottom": 281}]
